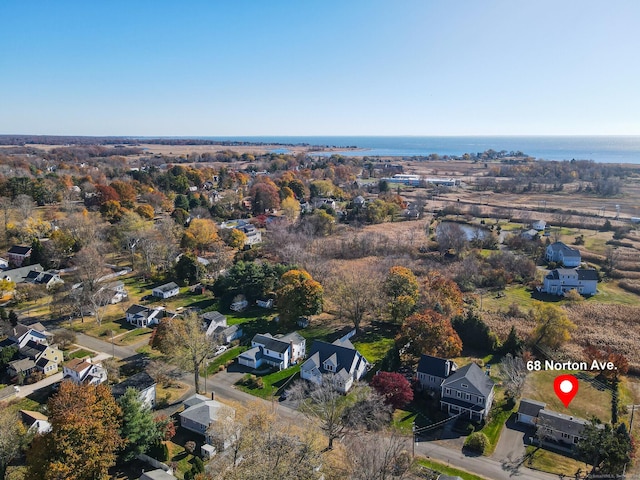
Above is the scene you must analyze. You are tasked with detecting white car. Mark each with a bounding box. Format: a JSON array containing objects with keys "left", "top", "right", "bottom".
[{"left": 214, "top": 345, "right": 228, "bottom": 356}]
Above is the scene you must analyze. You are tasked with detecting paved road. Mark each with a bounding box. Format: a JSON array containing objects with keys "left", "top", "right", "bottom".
[
  {"left": 67, "top": 328, "right": 551, "bottom": 478},
  {"left": 416, "top": 441, "right": 557, "bottom": 480}
]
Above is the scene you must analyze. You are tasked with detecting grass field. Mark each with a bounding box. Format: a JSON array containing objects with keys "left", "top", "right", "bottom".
[
  {"left": 522, "top": 370, "right": 613, "bottom": 422},
  {"left": 525, "top": 446, "right": 588, "bottom": 477},
  {"left": 476, "top": 389, "right": 514, "bottom": 455},
  {"left": 66, "top": 348, "right": 93, "bottom": 360},
  {"left": 416, "top": 458, "right": 490, "bottom": 480},
  {"left": 236, "top": 365, "right": 300, "bottom": 399},
  {"left": 205, "top": 346, "right": 247, "bottom": 375}
]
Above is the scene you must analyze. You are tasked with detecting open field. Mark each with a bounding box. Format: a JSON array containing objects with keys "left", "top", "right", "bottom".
[{"left": 524, "top": 446, "right": 588, "bottom": 477}]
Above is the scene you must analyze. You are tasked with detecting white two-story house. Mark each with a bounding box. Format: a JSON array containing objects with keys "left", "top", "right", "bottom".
[
  {"left": 542, "top": 268, "right": 598, "bottom": 296},
  {"left": 545, "top": 242, "right": 581, "bottom": 267},
  {"left": 238, "top": 332, "right": 305, "bottom": 370},
  {"left": 63, "top": 357, "right": 108, "bottom": 385}
]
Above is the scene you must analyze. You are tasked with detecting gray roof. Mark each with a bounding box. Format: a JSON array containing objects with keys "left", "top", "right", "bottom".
[
  {"left": 239, "top": 346, "right": 261, "bottom": 362},
  {"left": 180, "top": 396, "right": 232, "bottom": 429},
  {"left": 303, "top": 339, "right": 367, "bottom": 377},
  {"left": 278, "top": 331, "right": 305, "bottom": 345},
  {"left": 417, "top": 354, "right": 456, "bottom": 378},
  {"left": 252, "top": 333, "right": 290, "bottom": 354},
  {"left": 537, "top": 409, "right": 590, "bottom": 437},
  {"left": 203, "top": 311, "right": 226, "bottom": 325},
  {"left": 545, "top": 268, "right": 598, "bottom": 281},
  {"left": 139, "top": 469, "right": 177, "bottom": 480},
  {"left": 111, "top": 372, "right": 156, "bottom": 399},
  {"left": 441, "top": 363, "right": 494, "bottom": 397},
  {"left": 548, "top": 242, "right": 581, "bottom": 258},
  {"left": 518, "top": 398, "right": 546, "bottom": 417},
  {"left": 154, "top": 282, "right": 179, "bottom": 292},
  {"left": 2, "top": 264, "right": 43, "bottom": 283},
  {"left": 9, "top": 358, "right": 36, "bottom": 372},
  {"left": 126, "top": 304, "right": 148, "bottom": 315}
]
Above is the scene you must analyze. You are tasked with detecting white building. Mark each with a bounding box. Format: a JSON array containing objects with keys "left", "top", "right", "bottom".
[
  {"left": 152, "top": 282, "right": 180, "bottom": 299},
  {"left": 545, "top": 242, "right": 581, "bottom": 267},
  {"left": 62, "top": 357, "right": 108, "bottom": 385},
  {"left": 238, "top": 332, "right": 306, "bottom": 370},
  {"left": 542, "top": 268, "right": 598, "bottom": 296}
]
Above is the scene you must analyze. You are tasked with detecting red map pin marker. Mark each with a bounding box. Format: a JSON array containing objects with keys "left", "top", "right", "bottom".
[{"left": 554, "top": 374, "right": 579, "bottom": 408}]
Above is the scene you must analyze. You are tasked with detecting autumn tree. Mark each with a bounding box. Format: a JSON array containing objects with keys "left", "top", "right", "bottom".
[
  {"left": 421, "top": 271, "right": 463, "bottom": 318},
  {"left": 276, "top": 269, "right": 323, "bottom": 326},
  {"left": 183, "top": 218, "right": 221, "bottom": 254},
  {"left": 341, "top": 389, "right": 393, "bottom": 432},
  {"left": 281, "top": 196, "right": 301, "bottom": 221},
  {"left": 370, "top": 372, "right": 413, "bottom": 410},
  {"left": 27, "top": 382, "right": 123, "bottom": 480},
  {"left": 531, "top": 302, "right": 575, "bottom": 349},
  {"left": 436, "top": 221, "right": 468, "bottom": 256},
  {"left": 250, "top": 179, "right": 280, "bottom": 214},
  {"left": 329, "top": 264, "right": 381, "bottom": 333},
  {"left": 72, "top": 242, "right": 112, "bottom": 325},
  {"left": 160, "top": 311, "right": 218, "bottom": 394},
  {"left": 345, "top": 432, "right": 411, "bottom": 480},
  {"left": 583, "top": 345, "right": 629, "bottom": 383},
  {"left": 396, "top": 309, "right": 463, "bottom": 361},
  {"left": 0, "top": 409, "right": 29, "bottom": 480},
  {"left": 500, "top": 354, "right": 528, "bottom": 401},
  {"left": 221, "top": 228, "right": 247, "bottom": 249},
  {"left": 383, "top": 266, "right": 419, "bottom": 323}
]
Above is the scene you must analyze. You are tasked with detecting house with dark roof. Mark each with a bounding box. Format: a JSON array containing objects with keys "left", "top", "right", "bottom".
[
  {"left": 19, "top": 340, "right": 62, "bottom": 376},
  {"left": 415, "top": 354, "right": 458, "bottom": 392},
  {"left": 238, "top": 332, "right": 306, "bottom": 370},
  {"left": 203, "top": 311, "right": 227, "bottom": 337},
  {"left": 516, "top": 398, "right": 546, "bottom": 426},
  {"left": 7, "top": 245, "right": 32, "bottom": 267},
  {"left": 139, "top": 469, "right": 176, "bottom": 480},
  {"left": 24, "top": 270, "right": 63, "bottom": 289},
  {"left": 9, "top": 322, "right": 49, "bottom": 348},
  {"left": 440, "top": 363, "right": 495, "bottom": 421},
  {"left": 542, "top": 268, "right": 598, "bottom": 296},
  {"left": 152, "top": 282, "right": 180, "bottom": 299},
  {"left": 300, "top": 339, "right": 369, "bottom": 393},
  {"left": 126, "top": 305, "right": 168, "bottom": 328},
  {"left": 1, "top": 264, "right": 44, "bottom": 284},
  {"left": 7, "top": 358, "right": 36, "bottom": 378},
  {"left": 545, "top": 242, "right": 581, "bottom": 267},
  {"left": 211, "top": 324, "right": 243, "bottom": 344},
  {"left": 112, "top": 372, "right": 157, "bottom": 409},
  {"left": 536, "top": 409, "right": 592, "bottom": 448}
]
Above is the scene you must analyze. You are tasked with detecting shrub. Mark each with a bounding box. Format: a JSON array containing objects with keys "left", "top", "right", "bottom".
[
  {"left": 464, "top": 432, "right": 489, "bottom": 454},
  {"left": 192, "top": 456, "right": 204, "bottom": 473},
  {"left": 563, "top": 289, "right": 584, "bottom": 302},
  {"left": 184, "top": 440, "right": 196, "bottom": 454}
]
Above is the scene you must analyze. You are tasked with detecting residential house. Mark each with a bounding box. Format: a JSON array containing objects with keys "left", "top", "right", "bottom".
[
  {"left": 235, "top": 222, "right": 262, "bottom": 246},
  {"left": 0, "top": 257, "right": 8, "bottom": 269},
  {"left": 62, "top": 357, "right": 108, "bottom": 385},
  {"left": 353, "top": 195, "right": 366, "bottom": 208},
  {"left": 532, "top": 220, "right": 547, "bottom": 231},
  {"left": 1, "top": 264, "right": 44, "bottom": 284},
  {"left": 111, "top": 372, "right": 157, "bottom": 409},
  {"left": 7, "top": 358, "right": 36, "bottom": 378},
  {"left": 19, "top": 340, "right": 62, "bottom": 377},
  {"left": 256, "top": 298, "right": 273, "bottom": 309},
  {"left": 545, "top": 242, "right": 581, "bottom": 267},
  {"left": 521, "top": 229, "right": 540, "bottom": 240},
  {"left": 20, "top": 410, "right": 51, "bottom": 434},
  {"left": 24, "top": 270, "right": 64, "bottom": 289},
  {"left": 9, "top": 322, "right": 49, "bottom": 348},
  {"left": 139, "top": 470, "right": 177, "bottom": 480},
  {"left": 125, "top": 304, "right": 168, "bottom": 328},
  {"left": 179, "top": 394, "right": 236, "bottom": 447},
  {"left": 516, "top": 398, "right": 547, "bottom": 426},
  {"left": 210, "top": 324, "right": 242, "bottom": 344},
  {"left": 440, "top": 363, "right": 495, "bottom": 421},
  {"left": 230, "top": 299, "right": 248, "bottom": 312},
  {"left": 152, "top": 282, "right": 180, "bottom": 299},
  {"left": 536, "top": 409, "right": 592, "bottom": 448},
  {"left": 104, "top": 281, "right": 127, "bottom": 304},
  {"left": 542, "top": 268, "right": 598, "bottom": 296},
  {"left": 300, "top": 338, "right": 369, "bottom": 393},
  {"left": 203, "top": 311, "right": 227, "bottom": 337},
  {"left": 238, "top": 332, "right": 306, "bottom": 370},
  {"left": 415, "top": 354, "right": 458, "bottom": 392},
  {"left": 7, "top": 245, "right": 32, "bottom": 267}
]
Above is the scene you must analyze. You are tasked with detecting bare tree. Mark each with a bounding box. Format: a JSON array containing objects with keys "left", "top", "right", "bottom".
[
  {"left": 500, "top": 354, "right": 528, "bottom": 400},
  {"left": 328, "top": 264, "right": 382, "bottom": 333},
  {"left": 72, "top": 243, "right": 111, "bottom": 325},
  {"left": 345, "top": 432, "right": 411, "bottom": 480},
  {"left": 436, "top": 222, "right": 468, "bottom": 255},
  {"left": 13, "top": 194, "right": 35, "bottom": 219},
  {"left": 162, "top": 311, "right": 218, "bottom": 394}
]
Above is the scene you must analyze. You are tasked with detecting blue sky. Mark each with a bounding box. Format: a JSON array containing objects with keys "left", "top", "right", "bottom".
[{"left": 1, "top": 1, "right": 639, "bottom": 136}]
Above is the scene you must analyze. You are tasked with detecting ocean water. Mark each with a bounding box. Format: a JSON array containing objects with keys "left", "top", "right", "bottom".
[{"left": 198, "top": 136, "right": 640, "bottom": 164}]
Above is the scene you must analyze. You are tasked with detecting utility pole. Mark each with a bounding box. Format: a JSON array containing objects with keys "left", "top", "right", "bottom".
[
  {"left": 110, "top": 330, "right": 115, "bottom": 357},
  {"left": 412, "top": 422, "right": 415, "bottom": 458}
]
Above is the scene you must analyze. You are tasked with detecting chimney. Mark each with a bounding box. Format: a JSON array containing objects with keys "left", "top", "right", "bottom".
[
  {"left": 444, "top": 360, "right": 450, "bottom": 377},
  {"left": 211, "top": 391, "right": 215, "bottom": 400}
]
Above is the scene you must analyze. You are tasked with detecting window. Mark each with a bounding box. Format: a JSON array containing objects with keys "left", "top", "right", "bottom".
[
  {"left": 465, "top": 393, "right": 471, "bottom": 400},
  {"left": 456, "top": 391, "right": 462, "bottom": 398},
  {"left": 445, "top": 388, "right": 451, "bottom": 395},
  {"left": 461, "top": 383, "right": 468, "bottom": 389}
]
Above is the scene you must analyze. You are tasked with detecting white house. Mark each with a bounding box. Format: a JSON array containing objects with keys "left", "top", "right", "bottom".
[
  {"left": 62, "top": 357, "right": 108, "bottom": 385},
  {"left": 542, "top": 268, "right": 598, "bottom": 296},
  {"left": 203, "top": 311, "right": 228, "bottom": 337},
  {"left": 9, "top": 323, "right": 49, "bottom": 348},
  {"left": 112, "top": 372, "right": 157, "bottom": 409},
  {"left": 532, "top": 220, "right": 547, "bottom": 231},
  {"left": 238, "top": 332, "right": 306, "bottom": 370},
  {"left": 545, "top": 242, "right": 581, "bottom": 267},
  {"left": 516, "top": 398, "right": 546, "bottom": 426},
  {"left": 230, "top": 299, "right": 248, "bottom": 312},
  {"left": 126, "top": 304, "right": 167, "bottom": 328},
  {"left": 440, "top": 362, "right": 495, "bottom": 421},
  {"left": 300, "top": 338, "right": 369, "bottom": 393},
  {"left": 152, "top": 282, "right": 180, "bottom": 299},
  {"left": 20, "top": 410, "right": 51, "bottom": 435}
]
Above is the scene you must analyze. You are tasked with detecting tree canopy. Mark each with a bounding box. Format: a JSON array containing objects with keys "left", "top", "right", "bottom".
[
  {"left": 276, "top": 269, "right": 323, "bottom": 326},
  {"left": 396, "top": 309, "right": 463, "bottom": 360}
]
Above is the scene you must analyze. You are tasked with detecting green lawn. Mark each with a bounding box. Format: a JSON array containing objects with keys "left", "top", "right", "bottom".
[
  {"left": 66, "top": 348, "right": 93, "bottom": 360},
  {"left": 205, "top": 346, "right": 247, "bottom": 375},
  {"left": 236, "top": 365, "right": 300, "bottom": 399},
  {"left": 522, "top": 370, "right": 612, "bottom": 423},
  {"left": 114, "top": 327, "right": 152, "bottom": 346},
  {"left": 524, "top": 446, "right": 588, "bottom": 477},
  {"left": 353, "top": 337, "right": 395, "bottom": 365},
  {"left": 476, "top": 389, "right": 514, "bottom": 455},
  {"left": 481, "top": 285, "right": 561, "bottom": 312},
  {"left": 416, "top": 458, "right": 491, "bottom": 480},
  {"left": 593, "top": 281, "right": 640, "bottom": 305}
]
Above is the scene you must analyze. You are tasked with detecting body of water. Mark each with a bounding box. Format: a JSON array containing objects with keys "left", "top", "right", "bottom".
[{"left": 196, "top": 135, "right": 640, "bottom": 164}]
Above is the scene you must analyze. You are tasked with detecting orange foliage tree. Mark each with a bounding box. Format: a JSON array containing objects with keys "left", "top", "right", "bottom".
[
  {"left": 583, "top": 344, "right": 629, "bottom": 383},
  {"left": 421, "top": 271, "right": 463, "bottom": 318},
  {"left": 383, "top": 266, "right": 420, "bottom": 323},
  {"left": 396, "top": 309, "right": 463, "bottom": 361},
  {"left": 276, "top": 269, "right": 323, "bottom": 326},
  {"left": 27, "top": 382, "right": 123, "bottom": 480}
]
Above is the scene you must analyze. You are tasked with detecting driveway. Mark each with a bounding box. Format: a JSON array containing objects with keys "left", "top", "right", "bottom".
[{"left": 492, "top": 415, "right": 531, "bottom": 473}]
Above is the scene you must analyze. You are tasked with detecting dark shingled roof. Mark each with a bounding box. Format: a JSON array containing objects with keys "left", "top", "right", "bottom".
[
  {"left": 305, "top": 339, "right": 367, "bottom": 377},
  {"left": 252, "top": 334, "right": 290, "bottom": 354},
  {"left": 441, "top": 363, "right": 494, "bottom": 397},
  {"left": 8, "top": 245, "right": 31, "bottom": 255},
  {"left": 548, "top": 242, "right": 581, "bottom": 258},
  {"left": 518, "top": 398, "right": 546, "bottom": 417},
  {"left": 416, "top": 354, "right": 456, "bottom": 378},
  {"left": 154, "top": 282, "right": 179, "bottom": 292},
  {"left": 545, "top": 268, "right": 598, "bottom": 281},
  {"left": 202, "top": 311, "right": 226, "bottom": 325},
  {"left": 111, "top": 372, "right": 157, "bottom": 399},
  {"left": 537, "top": 409, "right": 591, "bottom": 438}
]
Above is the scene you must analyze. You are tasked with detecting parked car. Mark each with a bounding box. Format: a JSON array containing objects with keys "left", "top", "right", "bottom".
[{"left": 214, "top": 345, "right": 228, "bottom": 356}]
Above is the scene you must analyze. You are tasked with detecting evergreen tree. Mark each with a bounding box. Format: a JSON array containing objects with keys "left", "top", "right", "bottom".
[
  {"left": 8, "top": 310, "right": 18, "bottom": 327},
  {"left": 118, "top": 387, "right": 162, "bottom": 461}
]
